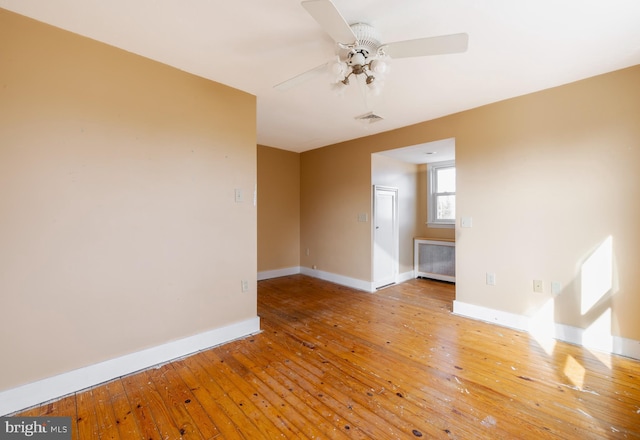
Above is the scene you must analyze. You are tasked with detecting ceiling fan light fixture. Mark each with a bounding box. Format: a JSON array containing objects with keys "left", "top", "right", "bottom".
[
  {"left": 369, "top": 58, "right": 388, "bottom": 75},
  {"left": 329, "top": 57, "right": 348, "bottom": 79},
  {"left": 349, "top": 51, "right": 367, "bottom": 66}
]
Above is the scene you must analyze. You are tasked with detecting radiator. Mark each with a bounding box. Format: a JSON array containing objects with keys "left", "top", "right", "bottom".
[{"left": 414, "top": 239, "right": 456, "bottom": 282}]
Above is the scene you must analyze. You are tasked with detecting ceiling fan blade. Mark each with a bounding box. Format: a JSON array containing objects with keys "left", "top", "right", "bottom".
[
  {"left": 274, "top": 62, "right": 328, "bottom": 91},
  {"left": 381, "top": 33, "right": 469, "bottom": 59},
  {"left": 302, "top": 0, "right": 357, "bottom": 44}
]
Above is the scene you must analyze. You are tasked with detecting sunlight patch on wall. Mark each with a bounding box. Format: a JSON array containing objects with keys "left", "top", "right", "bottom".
[{"left": 580, "top": 236, "right": 613, "bottom": 315}]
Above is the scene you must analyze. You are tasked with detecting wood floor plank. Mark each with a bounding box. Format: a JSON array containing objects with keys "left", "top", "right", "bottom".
[
  {"left": 165, "top": 362, "right": 227, "bottom": 440},
  {"left": 75, "top": 388, "right": 102, "bottom": 440},
  {"left": 185, "top": 352, "right": 276, "bottom": 439},
  {"left": 146, "top": 363, "right": 220, "bottom": 440},
  {"left": 104, "top": 379, "right": 144, "bottom": 440},
  {"left": 120, "top": 373, "right": 164, "bottom": 440},
  {"left": 91, "top": 382, "right": 121, "bottom": 440},
  {"left": 230, "top": 347, "right": 354, "bottom": 440},
  {"left": 260, "top": 313, "right": 522, "bottom": 439},
  {"left": 259, "top": 299, "right": 552, "bottom": 438},
  {"left": 230, "top": 336, "right": 375, "bottom": 439},
  {"left": 221, "top": 347, "right": 344, "bottom": 439},
  {"left": 172, "top": 357, "right": 247, "bottom": 440},
  {"left": 277, "top": 310, "right": 609, "bottom": 437},
  {"left": 241, "top": 351, "right": 385, "bottom": 439},
  {"left": 258, "top": 276, "right": 640, "bottom": 439},
  {"left": 136, "top": 368, "right": 193, "bottom": 440},
  {"left": 252, "top": 329, "right": 432, "bottom": 439},
  {"left": 17, "top": 395, "right": 79, "bottom": 439},
  {"left": 48, "top": 395, "right": 79, "bottom": 440},
  {"left": 199, "top": 348, "right": 304, "bottom": 438},
  {"left": 15, "top": 275, "right": 640, "bottom": 439}
]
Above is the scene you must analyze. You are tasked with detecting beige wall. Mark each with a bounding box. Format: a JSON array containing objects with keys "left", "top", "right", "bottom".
[
  {"left": 455, "top": 65, "right": 640, "bottom": 340},
  {"left": 301, "top": 65, "right": 640, "bottom": 341},
  {"left": 0, "top": 10, "right": 257, "bottom": 391},
  {"left": 300, "top": 142, "right": 373, "bottom": 281},
  {"left": 257, "top": 145, "right": 300, "bottom": 272}
]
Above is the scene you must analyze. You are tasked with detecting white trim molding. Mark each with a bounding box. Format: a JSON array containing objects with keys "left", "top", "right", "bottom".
[
  {"left": 301, "top": 266, "right": 375, "bottom": 293},
  {"left": 298, "top": 267, "right": 414, "bottom": 293},
  {"left": 453, "top": 301, "right": 640, "bottom": 361},
  {"left": 0, "top": 317, "right": 261, "bottom": 416},
  {"left": 257, "top": 266, "right": 301, "bottom": 281},
  {"left": 258, "top": 266, "right": 414, "bottom": 292},
  {"left": 397, "top": 270, "right": 415, "bottom": 284}
]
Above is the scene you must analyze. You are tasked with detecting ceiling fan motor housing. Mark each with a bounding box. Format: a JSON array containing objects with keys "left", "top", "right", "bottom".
[{"left": 348, "top": 23, "right": 381, "bottom": 63}]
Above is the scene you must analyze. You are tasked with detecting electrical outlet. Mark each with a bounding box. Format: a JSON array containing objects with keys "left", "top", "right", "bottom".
[
  {"left": 533, "top": 280, "right": 544, "bottom": 293},
  {"left": 486, "top": 273, "right": 496, "bottom": 286},
  {"left": 306, "top": 248, "right": 310, "bottom": 256},
  {"left": 241, "top": 280, "right": 249, "bottom": 292}
]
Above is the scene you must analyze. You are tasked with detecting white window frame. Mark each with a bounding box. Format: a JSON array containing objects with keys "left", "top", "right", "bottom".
[{"left": 427, "top": 160, "right": 456, "bottom": 228}]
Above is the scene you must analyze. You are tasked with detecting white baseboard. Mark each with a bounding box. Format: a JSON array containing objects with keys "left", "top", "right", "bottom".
[
  {"left": 300, "top": 267, "right": 375, "bottom": 292},
  {"left": 453, "top": 301, "right": 640, "bottom": 361},
  {"left": 259, "top": 266, "right": 414, "bottom": 293},
  {"left": 297, "top": 268, "right": 416, "bottom": 293},
  {"left": 397, "top": 270, "right": 415, "bottom": 284},
  {"left": 257, "top": 266, "right": 301, "bottom": 281},
  {"left": 0, "top": 316, "right": 261, "bottom": 416},
  {"left": 259, "top": 265, "right": 379, "bottom": 292},
  {"left": 453, "top": 301, "right": 530, "bottom": 330}
]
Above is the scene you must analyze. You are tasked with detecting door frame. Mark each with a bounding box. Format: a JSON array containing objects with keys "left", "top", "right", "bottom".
[{"left": 372, "top": 185, "right": 399, "bottom": 289}]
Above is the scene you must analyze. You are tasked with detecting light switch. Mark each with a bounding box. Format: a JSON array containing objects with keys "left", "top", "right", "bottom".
[{"left": 461, "top": 217, "right": 473, "bottom": 228}]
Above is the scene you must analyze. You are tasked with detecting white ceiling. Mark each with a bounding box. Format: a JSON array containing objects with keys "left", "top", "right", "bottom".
[
  {"left": 376, "top": 138, "right": 455, "bottom": 164},
  {"left": 2, "top": 0, "right": 639, "bottom": 153}
]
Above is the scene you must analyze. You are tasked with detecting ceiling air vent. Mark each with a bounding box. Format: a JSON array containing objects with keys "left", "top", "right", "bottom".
[{"left": 355, "top": 112, "right": 384, "bottom": 124}]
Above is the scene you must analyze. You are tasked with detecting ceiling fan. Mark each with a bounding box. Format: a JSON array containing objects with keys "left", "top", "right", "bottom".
[{"left": 274, "top": 0, "right": 469, "bottom": 93}]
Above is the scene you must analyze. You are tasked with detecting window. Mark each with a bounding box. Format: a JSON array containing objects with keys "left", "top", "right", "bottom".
[{"left": 427, "top": 160, "right": 455, "bottom": 228}]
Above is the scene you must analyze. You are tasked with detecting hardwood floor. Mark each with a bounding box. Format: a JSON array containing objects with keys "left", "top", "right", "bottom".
[{"left": 16, "top": 275, "right": 640, "bottom": 439}]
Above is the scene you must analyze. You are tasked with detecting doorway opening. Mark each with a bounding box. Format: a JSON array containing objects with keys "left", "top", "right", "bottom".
[{"left": 371, "top": 137, "right": 456, "bottom": 294}]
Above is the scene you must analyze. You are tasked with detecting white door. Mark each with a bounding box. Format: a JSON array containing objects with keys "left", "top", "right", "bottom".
[{"left": 373, "top": 186, "right": 399, "bottom": 289}]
